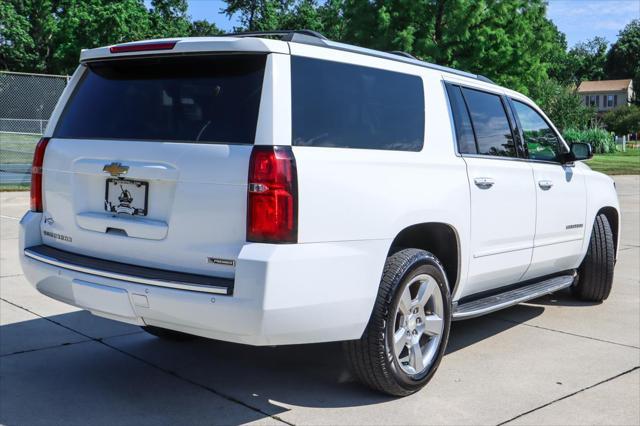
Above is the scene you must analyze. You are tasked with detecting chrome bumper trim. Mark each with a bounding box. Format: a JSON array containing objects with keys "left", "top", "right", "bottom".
[{"left": 24, "top": 248, "right": 230, "bottom": 295}]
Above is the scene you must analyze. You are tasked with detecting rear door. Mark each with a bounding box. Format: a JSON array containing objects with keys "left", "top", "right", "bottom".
[
  {"left": 446, "top": 84, "right": 536, "bottom": 297},
  {"left": 509, "top": 99, "right": 587, "bottom": 280},
  {"left": 41, "top": 53, "right": 271, "bottom": 278}
]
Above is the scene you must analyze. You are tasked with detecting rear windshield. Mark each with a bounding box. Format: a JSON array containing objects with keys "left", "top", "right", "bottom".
[{"left": 54, "top": 55, "right": 266, "bottom": 144}]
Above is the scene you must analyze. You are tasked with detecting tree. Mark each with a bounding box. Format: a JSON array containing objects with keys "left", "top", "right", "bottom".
[
  {"left": 0, "top": 0, "right": 207, "bottom": 75},
  {"left": 223, "top": 0, "right": 293, "bottom": 32},
  {"left": 529, "top": 78, "right": 595, "bottom": 131},
  {"left": 148, "top": 0, "right": 191, "bottom": 38},
  {"left": 52, "top": 0, "right": 151, "bottom": 74},
  {"left": 605, "top": 19, "right": 640, "bottom": 103},
  {"left": 222, "top": 0, "right": 343, "bottom": 40},
  {"left": 1, "top": 0, "right": 59, "bottom": 73},
  {"left": 339, "top": 0, "right": 565, "bottom": 95},
  {"left": 0, "top": 2, "right": 36, "bottom": 71},
  {"left": 190, "top": 20, "right": 223, "bottom": 36},
  {"left": 602, "top": 105, "right": 640, "bottom": 135},
  {"left": 552, "top": 37, "right": 608, "bottom": 85}
]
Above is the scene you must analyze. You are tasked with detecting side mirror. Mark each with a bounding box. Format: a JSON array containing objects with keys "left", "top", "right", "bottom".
[{"left": 563, "top": 142, "right": 593, "bottom": 163}]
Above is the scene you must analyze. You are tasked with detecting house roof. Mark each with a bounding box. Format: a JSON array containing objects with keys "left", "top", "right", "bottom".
[{"left": 577, "top": 79, "right": 632, "bottom": 93}]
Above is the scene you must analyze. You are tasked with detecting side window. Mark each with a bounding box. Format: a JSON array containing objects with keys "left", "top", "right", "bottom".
[
  {"left": 512, "top": 100, "right": 562, "bottom": 162},
  {"left": 461, "top": 88, "right": 516, "bottom": 157},
  {"left": 445, "top": 84, "right": 477, "bottom": 154},
  {"left": 291, "top": 56, "right": 424, "bottom": 151}
]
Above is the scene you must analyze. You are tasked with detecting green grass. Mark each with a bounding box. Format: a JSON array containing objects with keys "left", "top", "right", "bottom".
[
  {"left": 0, "top": 132, "right": 39, "bottom": 164},
  {"left": 586, "top": 148, "right": 640, "bottom": 175},
  {"left": 0, "top": 184, "right": 29, "bottom": 192}
]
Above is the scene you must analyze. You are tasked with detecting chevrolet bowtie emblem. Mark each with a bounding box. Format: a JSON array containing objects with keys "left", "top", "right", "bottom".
[{"left": 103, "top": 162, "right": 129, "bottom": 177}]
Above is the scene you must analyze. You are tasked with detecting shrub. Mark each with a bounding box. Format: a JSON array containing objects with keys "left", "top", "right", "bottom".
[
  {"left": 529, "top": 79, "right": 596, "bottom": 131},
  {"left": 563, "top": 128, "right": 617, "bottom": 154},
  {"left": 602, "top": 105, "right": 640, "bottom": 136}
]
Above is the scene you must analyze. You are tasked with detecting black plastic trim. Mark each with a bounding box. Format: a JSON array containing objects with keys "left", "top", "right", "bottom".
[{"left": 26, "top": 244, "right": 234, "bottom": 295}]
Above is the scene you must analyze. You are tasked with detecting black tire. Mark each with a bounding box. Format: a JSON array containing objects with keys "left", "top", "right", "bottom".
[
  {"left": 574, "top": 213, "right": 615, "bottom": 302},
  {"left": 344, "top": 248, "right": 452, "bottom": 397},
  {"left": 141, "top": 325, "right": 198, "bottom": 341}
]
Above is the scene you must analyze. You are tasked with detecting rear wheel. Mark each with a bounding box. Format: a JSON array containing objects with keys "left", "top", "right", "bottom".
[
  {"left": 344, "top": 248, "right": 451, "bottom": 396},
  {"left": 574, "top": 213, "right": 615, "bottom": 302},
  {"left": 141, "top": 326, "right": 198, "bottom": 341}
]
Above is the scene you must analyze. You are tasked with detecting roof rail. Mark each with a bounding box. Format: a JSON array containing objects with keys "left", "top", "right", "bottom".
[
  {"left": 225, "top": 30, "right": 495, "bottom": 85},
  {"left": 225, "top": 30, "right": 327, "bottom": 45},
  {"left": 389, "top": 50, "right": 417, "bottom": 59}
]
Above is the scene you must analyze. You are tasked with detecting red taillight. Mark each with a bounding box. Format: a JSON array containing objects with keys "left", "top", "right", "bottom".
[
  {"left": 247, "top": 146, "right": 297, "bottom": 243},
  {"left": 109, "top": 41, "right": 177, "bottom": 54},
  {"left": 30, "top": 137, "right": 50, "bottom": 212}
]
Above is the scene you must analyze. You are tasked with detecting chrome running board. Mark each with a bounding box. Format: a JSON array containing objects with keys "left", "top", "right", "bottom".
[{"left": 452, "top": 274, "right": 576, "bottom": 320}]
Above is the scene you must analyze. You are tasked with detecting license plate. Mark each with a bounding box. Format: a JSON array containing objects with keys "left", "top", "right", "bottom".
[{"left": 105, "top": 178, "right": 148, "bottom": 216}]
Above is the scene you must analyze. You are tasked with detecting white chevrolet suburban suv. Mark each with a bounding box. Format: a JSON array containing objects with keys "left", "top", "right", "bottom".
[{"left": 19, "top": 31, "right": 620, "bottom": 396}]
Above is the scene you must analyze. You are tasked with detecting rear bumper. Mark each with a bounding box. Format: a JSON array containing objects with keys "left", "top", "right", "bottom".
[{"left": 19, "top": 211, "right": 389, "bottom": 346}]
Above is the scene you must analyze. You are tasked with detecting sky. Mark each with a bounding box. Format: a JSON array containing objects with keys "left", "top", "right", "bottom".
[{"left": 184, "top": 0, "right": 640, "bottom": 47}]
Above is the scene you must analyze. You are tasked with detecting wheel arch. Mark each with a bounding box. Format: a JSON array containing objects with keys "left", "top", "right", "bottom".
[
  {"left": 597, "top": 206, "right": 620, "bottom": 258},
  {"left": 388, "top": 222, "right": 460, "bottom": 295}
]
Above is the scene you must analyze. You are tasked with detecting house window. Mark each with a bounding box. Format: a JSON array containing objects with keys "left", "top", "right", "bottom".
[
  {"left": 607, "top": 95, "right": 614, "bottom": 107},
  {"left": 588, "top": 95, "right": 598, "bottom": 107}
]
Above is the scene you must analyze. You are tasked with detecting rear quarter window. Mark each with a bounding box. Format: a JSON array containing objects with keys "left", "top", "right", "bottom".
[
  {"left": 291, "top": 56, "right": 425, "bottom": 151},
  {"left": 54, "top": 54, "right": 266, "bottom": 144}
]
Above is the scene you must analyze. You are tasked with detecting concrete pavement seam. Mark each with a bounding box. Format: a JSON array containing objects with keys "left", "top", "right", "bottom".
[
  {"left": 0, "top": 273, "right": 24, "bottom": 279},
  {"left": 1, "top": 339, "right": 92, "bottom": 358},
  {"left": 497, "top": 365, "right": 640, "bottom": 425},
  {"left": 0, "top": 215, "right": 20, "bottom": 220},
  {"left": 493, "top": 317, "right": 640, "bottom": 350},
  {"left": 0, "top": 296, "right": 294, "bottom": 426},
  {"left": 98, "top": 339, "right": 296, "bottom": 426},
  {"left": 1, "top": 296, "right": 147, "bottom": 353}
]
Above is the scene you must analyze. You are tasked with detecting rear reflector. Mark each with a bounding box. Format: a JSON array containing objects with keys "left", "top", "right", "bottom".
[
  {"left": 30, "top": 137, "right": 50, "bottom": 212},
  {"left": 247, "top": 146, "right": 298, "bottom": 243},
  {"left": 110, "top": 41, "right": 177, "bottom": 54}
]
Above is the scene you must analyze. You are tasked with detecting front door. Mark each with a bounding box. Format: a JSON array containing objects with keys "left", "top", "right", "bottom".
[{"left": 509, "top": 99, "right": 587, "bottom": 280}]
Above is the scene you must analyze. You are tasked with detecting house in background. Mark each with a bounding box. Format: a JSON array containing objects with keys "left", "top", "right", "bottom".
[{"left": 577, "top": 79, "right": 634, "bottom": 113}]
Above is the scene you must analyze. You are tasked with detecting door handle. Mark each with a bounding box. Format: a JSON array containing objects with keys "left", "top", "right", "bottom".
[
  {"left": 474, "top": 177, "right": 495, "bottom": 189},
  {"left": 538, "top": 180, "right": 553, "bottom": 190}
]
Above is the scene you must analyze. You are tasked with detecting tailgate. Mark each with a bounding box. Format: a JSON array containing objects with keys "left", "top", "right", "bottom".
[{"left": 40, "top": 53, "right": 269, "bottom": 279}]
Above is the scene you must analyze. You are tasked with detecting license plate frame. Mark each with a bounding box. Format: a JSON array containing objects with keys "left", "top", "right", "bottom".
[{"left": 104, "top": 178, "right": 149, "bottom": 216}]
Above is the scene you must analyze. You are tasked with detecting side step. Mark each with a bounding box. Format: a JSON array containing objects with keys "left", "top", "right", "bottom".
[{"left": 452, "top": 274, "right": 576, "bottom": 320}]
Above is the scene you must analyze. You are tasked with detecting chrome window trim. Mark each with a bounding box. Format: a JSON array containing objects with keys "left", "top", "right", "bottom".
[
  {"left": 459, "top": 153, "right": 564, "bottom": 165},
  {"left": 444, "top": 80, "right": 570, "bottom": 166}
]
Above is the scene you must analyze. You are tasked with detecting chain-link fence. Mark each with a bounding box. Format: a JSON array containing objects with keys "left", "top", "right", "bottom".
[{"left": 0, "top": 71, "right": 69, "bottom": 187}]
